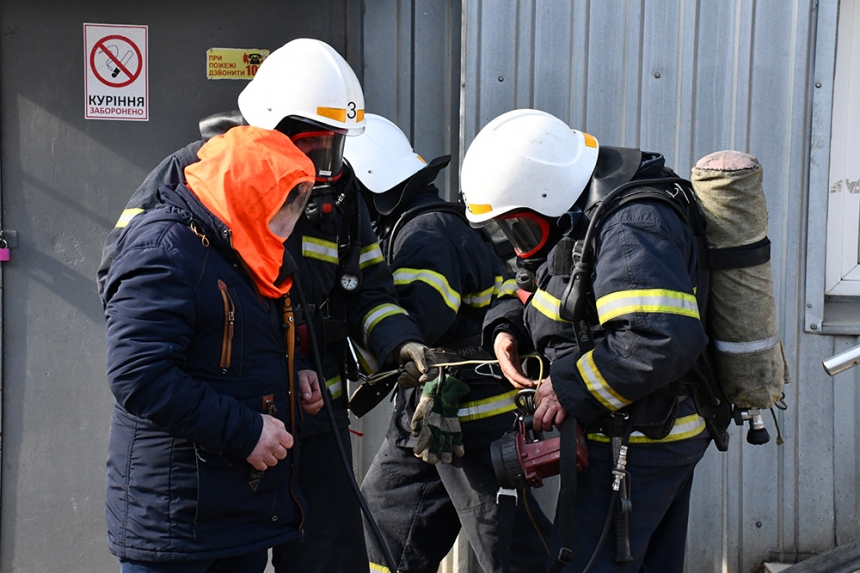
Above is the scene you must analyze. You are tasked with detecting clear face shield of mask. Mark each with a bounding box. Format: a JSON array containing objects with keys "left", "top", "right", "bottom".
[
  {"left": 290, "top": 130, "right": 347, "bottom": 225},
  {"left": 269, "top": 181, "right": 314, "bottom": 239},
  {"left": 289, "top": 130, "right": 346, "bottom": 183}
]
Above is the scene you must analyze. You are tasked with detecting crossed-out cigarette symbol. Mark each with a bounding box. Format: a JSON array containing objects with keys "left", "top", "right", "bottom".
[{"left": 100, "top": 44, "right": 133, "bottom": 78}]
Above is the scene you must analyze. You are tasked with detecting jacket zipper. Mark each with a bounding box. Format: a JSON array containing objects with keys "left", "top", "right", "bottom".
[{"left": 218, "top": 279, "right": 235, "bottom": 371}]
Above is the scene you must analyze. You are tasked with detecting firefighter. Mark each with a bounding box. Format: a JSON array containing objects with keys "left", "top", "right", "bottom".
[
  {"left": 344, "top": 114, "right": 553, "bottom": 573},
  {"left": 96, "top": 39, "right": 432, "bottom": 573},
  {"left": 461, "top": 109, "right": 712, "bottom": 572}
]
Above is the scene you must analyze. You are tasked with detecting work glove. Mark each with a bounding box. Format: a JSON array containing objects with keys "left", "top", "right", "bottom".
[
  {"left": 396, "top": 341, "right": 436, "bottom": 389},
  {"left": 411, "top": 373, "right": 470, "bottom": 464}
]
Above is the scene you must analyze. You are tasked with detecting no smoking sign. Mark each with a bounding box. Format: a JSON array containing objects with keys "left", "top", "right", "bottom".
[{"left": 84, "top": 23, "right": 148, "bottom": 121}]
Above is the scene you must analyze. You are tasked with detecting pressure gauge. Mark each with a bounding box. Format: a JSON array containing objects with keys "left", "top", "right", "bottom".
[{"left": 340, "top": 273, "right": 360, "bottom": 292}]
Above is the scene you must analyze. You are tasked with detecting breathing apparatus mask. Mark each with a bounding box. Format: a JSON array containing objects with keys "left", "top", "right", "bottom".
[
  {"left": 278, "top": 116, "right": 348, "bottom": 226},
  {"left": 470, "top": 209, "right": 556, "bottom": 292}
]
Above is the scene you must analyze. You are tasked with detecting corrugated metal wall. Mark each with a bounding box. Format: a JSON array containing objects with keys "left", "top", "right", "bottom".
[
  {"left": 353, "top": 0, "right": 465, "bottom": 479},
  {"left": 460, "top": 1, "right": 850, "bottom": 571}
]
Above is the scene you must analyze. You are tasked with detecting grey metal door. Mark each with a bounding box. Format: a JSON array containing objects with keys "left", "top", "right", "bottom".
[{"left": 0, "top": 2, "right": 359, "bottom": 571}]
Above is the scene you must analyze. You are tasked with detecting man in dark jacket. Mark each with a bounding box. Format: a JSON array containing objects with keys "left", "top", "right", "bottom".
[
  {"left": 102, "top": 126, "right": 322, "bottom": 572},
  {"left": 345, "top": 114, "right": 553, "bottom": 573},
  {"left": 461, "top": 109, "right": 712, "bottom": 572},
  {"left": 97, "top": 39, "right": 430, "bottom": 572}
]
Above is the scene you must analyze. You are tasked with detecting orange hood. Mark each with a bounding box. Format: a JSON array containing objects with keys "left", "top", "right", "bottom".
[{"left": 184, "top": 126, "right": 315, "bottom": 298}]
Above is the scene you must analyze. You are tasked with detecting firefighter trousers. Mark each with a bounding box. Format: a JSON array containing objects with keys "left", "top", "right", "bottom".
[{"left": 361, "top": 438, "right": 553, "bottom": 573}]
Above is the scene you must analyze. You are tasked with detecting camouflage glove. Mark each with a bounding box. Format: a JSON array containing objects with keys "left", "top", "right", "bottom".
[
  {"left": 411, "top": 374, "right": 470, "bottom": 464},
  {"left": 396, "top": 341, "right": 436, "bottom": 389}
]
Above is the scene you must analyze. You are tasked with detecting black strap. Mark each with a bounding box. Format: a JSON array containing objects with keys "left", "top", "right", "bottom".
[
  {"left": 497, "top": 488, "right": 518, "bottom": 573},
  {"left": 385, "top": 202, "right": 468, "bottom": 263},
  {"left": 707, "top": 237, "right": 771, "bottom": 269},
  {"left": 549, "top": 419, "right": 581, "bottom": 572}
]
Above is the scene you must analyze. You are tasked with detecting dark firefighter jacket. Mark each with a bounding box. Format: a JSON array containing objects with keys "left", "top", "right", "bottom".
[
  {"left": 382, "top": 190, "right": 521, "bottom": 449},
  {"left": 97, "top": 130, "right": 425, "bottom": 439},
  {"left": 102, "top": 182, "right": 303, "bottom": 561},
  {"left": 483, "top": 152, "right": 710, "bottom": 465}
]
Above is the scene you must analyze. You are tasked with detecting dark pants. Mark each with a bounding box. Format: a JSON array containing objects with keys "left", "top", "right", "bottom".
[
  {"left": 272, "top": 426, "right": 367, "bottom": 573},
  {"left": 361, "top": 438, "right": 553, "bottom": 573},
  {"left": 556, "top": 439, "right": 708, "bottom": 573},
  {"left": 119, "top": 550, "right": 267, "bottom": 573}
]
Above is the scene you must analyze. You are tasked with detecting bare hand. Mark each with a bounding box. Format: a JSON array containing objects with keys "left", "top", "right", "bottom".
[
  {"left": 493, "top": 331, "right": 534, "bottom": 388},
  {"left": 533, "top": 376, "right": 567, "bottom": 433},
  {"left": 246, "top": 414, "right": 293, "bottom": 471},
  {"left": 298, "top": 369, "right": 324, "bottom": 415}
]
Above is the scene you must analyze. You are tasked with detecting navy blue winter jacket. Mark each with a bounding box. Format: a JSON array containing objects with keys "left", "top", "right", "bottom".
[{"left": 102, "top": 182, "right": 303, "bottom": 561}]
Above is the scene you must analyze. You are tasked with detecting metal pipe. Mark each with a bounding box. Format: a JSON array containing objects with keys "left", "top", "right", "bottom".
[{"left": 822, "top": 343, "right": 860, "bottom": 376}]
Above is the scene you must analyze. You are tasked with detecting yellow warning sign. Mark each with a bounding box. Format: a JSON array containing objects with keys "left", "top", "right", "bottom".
[{"left": 206, "top": 48, "right": 269, "bottom": 80}]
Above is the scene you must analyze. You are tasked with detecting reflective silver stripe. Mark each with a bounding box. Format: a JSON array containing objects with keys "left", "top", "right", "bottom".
[
  {"left": 326, "top": 375, "right": 342, "bottom": 400},
  {"left": 301, "top": 236, "right": 338, "bottom": 264},
  {"left": 586, "top": 413, "right": 707, "bottom": 443},
  {"left": 116, "top": 208, "right": 144, "bottom": 228},
  {"left": 363, "top": 303, "right": 409, "bottom": 340},
  {"left": 577, "top": 350, "right": 630, "bottom": 411},
  {"left": 463, "top": 276, "right": 518, "bottom": 307},
  {"left": 596, "top": 289, "right": 700, "bottom": 324},
  {"left": 457, "top": 390, "right": 518, "bottom": 422},
  {"left": 497, "top": 278, "right": 519, "bottom": 298},
  {"left": 393, "top": 268, "right": 460, "bottom": 312},
  {"left": 530, "top": 289, "right": 569, "bottom": 323},
  {"left": 713, "top": 335, "right": 779, "bottom": 354},
  {"left": 359, "top": 243, "right": 384, "bottom": 268},
  {"left": 463, "top": 285, "right": 493, "bottom": 308}
]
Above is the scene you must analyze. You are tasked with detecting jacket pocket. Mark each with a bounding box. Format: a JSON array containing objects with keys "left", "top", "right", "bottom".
[
  {"left": 193, "top": 446, "right": 292, "bottom": 537},
  {"left": 218, "top": 279, "right": 235, "bottom": 372}
]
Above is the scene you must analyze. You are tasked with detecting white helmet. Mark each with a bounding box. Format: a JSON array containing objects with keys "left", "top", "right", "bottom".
[
  {"left": 238, "top": 38, "right": 366, "bottom": 135},
  {"left": 343, "top": 113, "right": 427, "bottom": 193},
  {"left": 460, "top": 109, "right": 599, "bottom": 224}
]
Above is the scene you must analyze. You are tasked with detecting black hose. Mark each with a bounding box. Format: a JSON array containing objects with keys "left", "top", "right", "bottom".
[
  {"left": 579, "top": 489, "right": 620, "bottom": 573},
  {"left": 293, "top": 284, "right": 399, "bottom": 573}
]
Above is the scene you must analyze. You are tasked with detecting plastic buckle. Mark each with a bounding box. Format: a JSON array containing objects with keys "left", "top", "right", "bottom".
[
  {"left": 557, "top": 547, "right": 573, "bottom": 564},
  {"left": 496, "top": 487, "right": 518, "bottom": 505}
]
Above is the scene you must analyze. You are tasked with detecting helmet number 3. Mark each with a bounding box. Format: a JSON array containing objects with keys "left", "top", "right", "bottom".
[{"left": 347, "top": 101, "right": 356, "bottom": 119}]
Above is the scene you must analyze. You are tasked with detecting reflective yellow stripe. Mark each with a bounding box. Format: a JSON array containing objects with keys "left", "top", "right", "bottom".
[
  {"left": 115, "top": 208, "right": 144, "bottom": 228},
  {"left": 577, "top": 350, "right": 631, "bottom": 411},
  {"left": 530, "top": 289, "right": 570, "bottom": 323},
  {"left": 363, "top": 303, "right": 408, "bottom": 339},
  {"left": 463, "top": 276, "right": 518, "bottom": 308},
  {"left": 354, "top": 343, "right": 379, "bottom": 375},
  {"left": 369, "top": 562, "right": 392, "bottom": 573},
  {"left": 301, "top": 236, "right": 339, "bottom": 264},
  {"left": 498, "top": 278, "right": 519, "bottom": 298},
  {"left": 326, "top": 375, "right": 343, "bottom": 400},
  {"left": 462, "top": 284, "right": 494, "bottom": 308},
  {"left": 586, "top": 413, "right": 706, "bottom": 444},
  {"left": 458, "top": 390, "right": 518, "bottom": 422},
  {"left": 359, "top": 243, "right": 384, "bottom": 268},
  {"left": 596, "top": 289, "right": 699, "bottom": 324},
  {"left": 393, "top": 268, "right": 460, "bottom": 312}
]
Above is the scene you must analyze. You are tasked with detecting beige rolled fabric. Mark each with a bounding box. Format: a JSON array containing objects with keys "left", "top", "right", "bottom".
[{"left": 691, "top": 151, "right": 789, "bottom": 409}]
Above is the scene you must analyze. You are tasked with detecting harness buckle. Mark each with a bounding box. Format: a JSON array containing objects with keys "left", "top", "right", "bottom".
[{"left": 496, "top": 487, "right": 518, "bottom": 505}]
